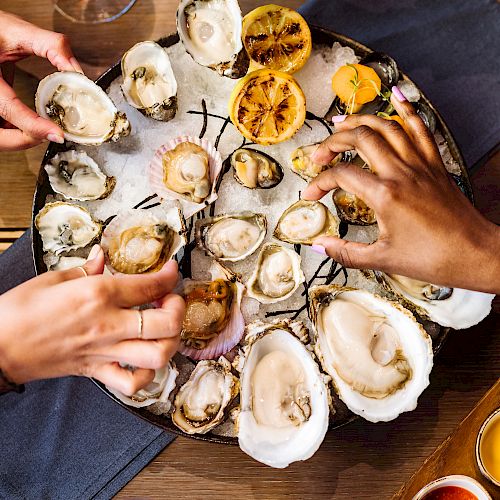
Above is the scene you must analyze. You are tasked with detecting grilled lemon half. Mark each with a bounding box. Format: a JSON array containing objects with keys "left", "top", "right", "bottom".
[
  {"left": 229, "top": 69, "right": 306, "bottom": 145},
  {"left": 242, "top": 4, "right": 312, "bottom": 74}
]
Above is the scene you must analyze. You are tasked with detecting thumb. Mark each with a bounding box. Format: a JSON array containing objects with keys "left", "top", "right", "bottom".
[
  {"left": 311, "top": 236, "right": 382, "bottom": 270},
  {"left": 84, "top": 244, "right": 105, "bottom": 276},
  {"left": 0, "top": 78, "right": 64, "bottom": 143}
]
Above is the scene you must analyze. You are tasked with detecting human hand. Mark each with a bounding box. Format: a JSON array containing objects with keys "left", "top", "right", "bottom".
[
  {"left": 0, "top": 246, "right": 185, "bottom": 395},
  {"left": 302, "top": 89, "right": 500, "bottom": 294},
  {"left": 0, "top": 10, "right": 82, "bottom": 151}
]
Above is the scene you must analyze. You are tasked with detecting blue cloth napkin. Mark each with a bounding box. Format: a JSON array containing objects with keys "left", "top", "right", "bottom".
[
  {"left": 0, "top": 231, "right": 175, "bottom": 499},
  {"left": 299, "top": 0, "right": 500, "bottom": 170}
]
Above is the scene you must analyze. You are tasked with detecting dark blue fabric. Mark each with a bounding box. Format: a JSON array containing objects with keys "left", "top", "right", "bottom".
[
  {"left": 299, "top": 0, "right": 500, "bottom": 170},
  {"left": 0, "top": 231, "right": 175, "bottom": 499}
]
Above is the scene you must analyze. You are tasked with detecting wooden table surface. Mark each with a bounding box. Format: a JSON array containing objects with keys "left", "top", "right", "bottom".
[{"left": 0, "top": 2, "right": 498, "bottom": 499}]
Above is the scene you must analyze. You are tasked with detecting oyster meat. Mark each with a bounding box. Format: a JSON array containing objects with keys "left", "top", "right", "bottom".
[
  {"left": 163, "top": 142, "right": 211, "bottom": 203},
  {"left": 236, "top": 320, "right": 330, "bottom": 468},
  {"left": 45, "top": 150, "right": 115, "bottom": 201},
  {"left": 196, "top": 212, "right": 266, "bottom": 262},
  {"left": 177, "top": 0, "right": 249, "bottom": 78},
  {"left": 172, "top": 357, "right": 238, "bottom": 434},
  {"left": 333, "top": 154, "right": 376, "bottom": 225},
  {"left": 121, "top": 41, "right": 178, "bottom": 121},
  {"left": 374, "top": 272, "right": 495, "bottom": 330},
  {"left": 274, "top": 200, "right": 339, "bottom": 245},
  {"left": 229, "top": 148, "right": 283, "bottom": 189},
  {"left": 100, "top": 206, "right": 186, "bottom": 274},
  {"left": 35, "top": 202, "right": 101, "bottom": 254},
  {"left": 246, "top": 243, "right": 305, "bottom": 304},
  {"left": 290, "top": 143, "right": 341, "bottom": 182},
  {"left": 35, "top": 71, "right": 130, "bottom": 145},
  {"left": 107, "top": 361, "right": 178, "bottom": 409},
  {"left": 180, "top": 263, "right": 245, "bottom": 360},
  {"left": 309, "top": 285, "right": 433, "bottom": 422}
]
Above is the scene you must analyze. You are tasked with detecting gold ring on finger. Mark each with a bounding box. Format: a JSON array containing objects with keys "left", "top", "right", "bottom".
[
  {"left": 137, "top": 310, "right": 144, "bottom": 340},
  {"left": 77, "top": 266, "right": 88, "bottom": 278}
]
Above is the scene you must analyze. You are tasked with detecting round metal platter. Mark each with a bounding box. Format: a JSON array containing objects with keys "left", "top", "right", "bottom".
[{"left": 31, "top": 27, "right": 469, "bottom": 445}]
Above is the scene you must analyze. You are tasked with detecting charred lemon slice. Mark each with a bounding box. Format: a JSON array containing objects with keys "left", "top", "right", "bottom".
[
  {"left": 229, "top": 69, "right": 306, "bottom": 145},
  {"left": 242, "top": 5, "right": 312, "bottom": 74}
]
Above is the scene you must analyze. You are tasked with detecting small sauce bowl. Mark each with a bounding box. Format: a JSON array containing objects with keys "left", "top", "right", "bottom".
[
  {"left": 476, "top": 407, "right": 500, "bottom": 487},
  {"left": 412, "top": 475, "right": 491, "bottom": 500}
]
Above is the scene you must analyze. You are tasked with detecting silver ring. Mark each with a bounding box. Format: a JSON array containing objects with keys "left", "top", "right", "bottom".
[
  {"left": 77, "top": 266, "right": 88, "bottom": 278},
  {"left": 137, "top": 310, "right": 144, "bottom": 340}
]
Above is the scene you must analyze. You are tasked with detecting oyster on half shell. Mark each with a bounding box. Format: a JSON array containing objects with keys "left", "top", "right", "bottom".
[
  {"left": 107, "top": 360, "right": 178, "bottom": 409},
  {"left": 229, "top": 148, "right": 283, "bottom": 189},
  {"left": 100, "top": 206, "right": 186, "bottom": 274},
  {"left": 274, "top": 200, "right": 339, "bottom": 245},
  {"left": 196, "top": 212, "right": 266, "bottom": 262},
  {"left": 309, "top": 285, "right": 433, "bottom": 423},
  {"left": 35, "top": 202, "right": 101, "bottom": 255},
  {"left": 373, "top": 272, "right": 494, "bottom": 330},
  {"left": 44, "top": 150, "right": 115, "bottom": 201},
  {"left": 246, "top": 243, "right": 305, "bottom": 304},
  {"left": 290, "top": 143, "right": 342, "bottom": 182},
  {"left": 179, "top": 262, "right": 245, "bottom": 361},
  {"left": 35, "top": 72, "right": 130, "bottom": 145},
  {"left": 172, "top": 356, "right": 238, "bottom": 434},
  {"left": 177, "top": 0, "right": 249, "bottom": 78},
  {"left": 236, "top": 319, "right": 330, "bottom": 468},
  {"left": 121, "top": 41, "right": 178, "bottom": 121}
]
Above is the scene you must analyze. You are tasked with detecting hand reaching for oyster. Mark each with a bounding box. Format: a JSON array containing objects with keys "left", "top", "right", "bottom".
[
  {"left": 303, "top": 91, "right": 500, "bottom": 294},
  {"left": 0, "top": 246, "right": 185, "bottom": 394},
  {"left": 0, "top": 10, "right": 82, "bottom": 150}
]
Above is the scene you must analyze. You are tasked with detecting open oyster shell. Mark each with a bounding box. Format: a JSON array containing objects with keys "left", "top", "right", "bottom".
[
  {"left": 290, "top": 143, "right": 342, "bottom": 182},
  {"left": 35, "top": 201, "right": 101, "bottom": 255},
  {"left": 177, "top": 0, "right": 249, "bottom": 79},
  {"left": 149, "top": 135, "right": 223, "bottom": 218},
  {"left": 121, "top": 41, "right": 178, "bottom": 121},
  {"left": 228, "top": 148, "right": 283, "bottom": 189},
  {"left": 195, "top": 212, "right": 266, "bottom": 262},
  {"left": 100, "top": 205, "right": 186, "bottom": 274},
  {"left": 172, "top": 356, "right": 238, "bottom": 434},
  {"left": 372, "top": 272, "right": 494, "bottom": 330},
  {"left": 35, "top": 71, "right": 130, "bottom": 145},
  {"left": 333, "top": 154, "right": 376, "bottom": 225},
  {"left": 44, "top": 150, "right": 115, "bottom": 201},
  {"left": 236, "top": 319, "right": 330, "bottom": 468},
  {"left": 107, "top": 360, "right": 179, "bottom": 409},
  {"left": 179, "top": 262, "right": 245, "bottom": 360},
  {"left": 246, "top": 242, "right": 305, "bottom": 304},
  {"left": 309, "top": 285, "right": 433, "bottom": 423},
  {"left": 274, "top": 200, "right": 339, "bottom": 245}
]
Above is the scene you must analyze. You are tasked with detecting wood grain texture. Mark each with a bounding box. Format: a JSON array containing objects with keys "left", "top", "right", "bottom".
[
  {"left": 0, "top": 2, "right": 499, "bottom": 498},
  {"left": 394, "top": 380, "right": 500, "bottom": 499}
]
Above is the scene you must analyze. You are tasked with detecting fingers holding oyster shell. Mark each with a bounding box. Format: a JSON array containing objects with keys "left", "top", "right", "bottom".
[
  {"left": 91, "top": 362, "right": 155, "bottom": 396},
  {"left": 302, "top": 161, "right": 379, "bottom": 207}
]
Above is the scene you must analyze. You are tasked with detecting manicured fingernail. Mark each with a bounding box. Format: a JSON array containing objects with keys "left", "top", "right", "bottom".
[
  {"left": 331, "top": 114, "right": 347, "bottom": 123},
  {"left": 391, "top": 86, "right": 407, "bottom": 102},
  {"left": 311, "top": 244, "right": 327, "bottom": 256},
  {"left": 47, "top": 133, "right": 64, "bottom": 144},
  {"left": 70, "top": 57, "right": 84, "bottom": 74},
  {"left": 87, "top": 244, "right": 101, "bottom": 261}
]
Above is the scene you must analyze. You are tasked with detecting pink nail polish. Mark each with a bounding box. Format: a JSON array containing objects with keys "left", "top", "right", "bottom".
[
  {"left": 311, "top": 244, "right": 327, "bottom": 256},
  {"left": 331, "top": 114, "right": 347, "bottom": 123},
  {"left": 47, "top": 133, "right": 64, "bottom": 144},
  {"left": 391, "top": 86, "right": 407, "bottom": 102},
  {"left": 86, "top": 244, "right": 101, "bottom": 261}
]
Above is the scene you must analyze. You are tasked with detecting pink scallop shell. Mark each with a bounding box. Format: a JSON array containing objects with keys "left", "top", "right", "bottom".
[
  {"left": 178, "top": 281, "right": 245, "bottom": 361},
  {"left": 149, "top": 135, "right": 223, "bottom": 219}
]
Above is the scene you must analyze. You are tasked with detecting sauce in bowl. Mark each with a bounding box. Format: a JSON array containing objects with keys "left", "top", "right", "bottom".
[
  {"left": 477, "top": 409, "right": 500, "bottom": 485},
  {"left": 422, "top": 485, "right": 478, "bottom": 500}
]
